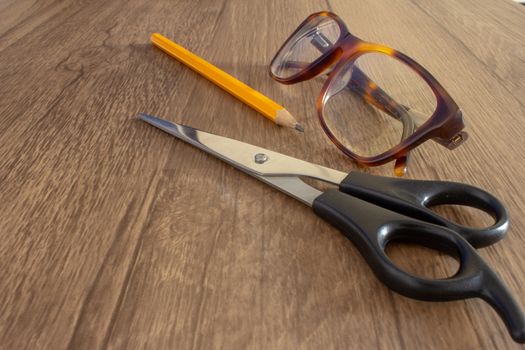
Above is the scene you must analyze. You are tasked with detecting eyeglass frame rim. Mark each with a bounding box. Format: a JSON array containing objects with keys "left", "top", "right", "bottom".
[{"left": 269, "top": 11, "right": 466, "bottom": 167}]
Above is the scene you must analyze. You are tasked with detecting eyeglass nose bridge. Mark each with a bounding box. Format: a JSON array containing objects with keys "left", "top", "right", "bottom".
[{"left": 293, "top": 46, "right": 344, "bottom": 84}]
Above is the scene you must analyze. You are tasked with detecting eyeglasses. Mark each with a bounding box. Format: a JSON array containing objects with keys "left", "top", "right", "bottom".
[{"left": 269, "top": 12, "right": 468, "bottom": 176}]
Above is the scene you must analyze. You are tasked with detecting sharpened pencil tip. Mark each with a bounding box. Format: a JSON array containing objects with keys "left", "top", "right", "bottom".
[{"left": 295, "top": 123, "right": 304, "bottom": 132}]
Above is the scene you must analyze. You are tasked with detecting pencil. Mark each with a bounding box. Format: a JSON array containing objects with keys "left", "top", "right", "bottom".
[{"left": 150, "top": 33, "right": 303, "bottom": 132}]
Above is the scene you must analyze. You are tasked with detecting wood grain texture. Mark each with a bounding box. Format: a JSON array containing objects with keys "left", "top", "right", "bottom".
[{"left": 0, "top": 0, "right": 524, "bottom": 349}]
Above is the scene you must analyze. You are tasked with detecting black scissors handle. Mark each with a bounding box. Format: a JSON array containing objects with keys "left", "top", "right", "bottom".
[
  {"left": 339, "top": 172, "right": 508, "bottom": 248},
  {"left": 312, "top": 189, "right": 525, "bottom": 343}
]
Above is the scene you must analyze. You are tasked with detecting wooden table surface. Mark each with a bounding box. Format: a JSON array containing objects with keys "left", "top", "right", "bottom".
[{"left": 1, "top": 0, "right": 525, "bottom": 349}]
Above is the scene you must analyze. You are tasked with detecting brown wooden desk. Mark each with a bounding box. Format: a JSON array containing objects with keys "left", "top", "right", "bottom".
[{"left": 1, "top": 0, "right": 524, "bottom": 348}]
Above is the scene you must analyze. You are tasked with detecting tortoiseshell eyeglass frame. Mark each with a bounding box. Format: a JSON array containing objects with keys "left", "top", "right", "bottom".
[{"left": 269, "top": 11, "right": 468, "bottom": 176}]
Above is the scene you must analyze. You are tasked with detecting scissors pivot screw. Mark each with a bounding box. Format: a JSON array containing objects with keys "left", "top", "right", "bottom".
[{"left": 254, "top": 153, "right": 269, "bottom": 164}]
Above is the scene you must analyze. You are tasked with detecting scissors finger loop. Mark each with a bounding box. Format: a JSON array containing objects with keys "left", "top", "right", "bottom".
[{"left": 339, "top": 172, "right": 509, "bottom": 247}]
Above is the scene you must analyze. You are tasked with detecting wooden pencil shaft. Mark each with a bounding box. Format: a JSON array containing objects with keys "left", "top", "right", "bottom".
[{"left": 151, "top": 33, "right": 282, "bottom": 122}]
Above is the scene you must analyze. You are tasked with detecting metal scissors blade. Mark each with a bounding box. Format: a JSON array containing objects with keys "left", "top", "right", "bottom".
[{"left": 138, "top": 113, "right": 346, "bottom": 205}]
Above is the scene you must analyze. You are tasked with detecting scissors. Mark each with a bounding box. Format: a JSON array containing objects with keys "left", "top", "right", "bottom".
[{"left": 139, "top": 113, "right": 525, "bottom": 343}]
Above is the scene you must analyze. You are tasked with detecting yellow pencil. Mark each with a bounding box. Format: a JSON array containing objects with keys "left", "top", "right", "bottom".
[{"left": 150, "top": 33, "right": 303, "bottom": 132}]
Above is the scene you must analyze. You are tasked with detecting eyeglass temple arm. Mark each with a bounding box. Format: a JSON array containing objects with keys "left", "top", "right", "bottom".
[
  {"left": 309, "top": 32, "right": 466, "bottom": 151},
  {"left": 310, "top": 32, "right": 417, "bottom": 129},
  {"left": 285, "top": 60, "right": 417, "bottom": 128}
]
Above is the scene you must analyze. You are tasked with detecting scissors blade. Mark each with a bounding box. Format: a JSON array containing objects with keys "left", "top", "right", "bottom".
[
  {"left": 138, "top": 113, "right": 344, "bottom": 206},
  {"left": 139, "top": 114, "right": 346, "bottom": 183}
]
